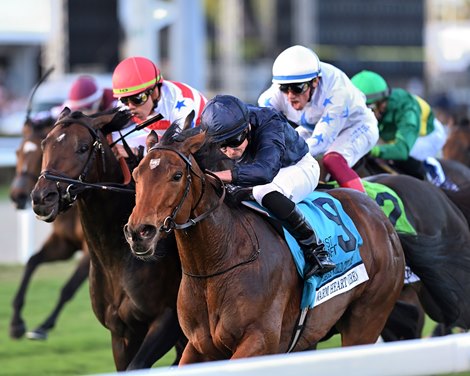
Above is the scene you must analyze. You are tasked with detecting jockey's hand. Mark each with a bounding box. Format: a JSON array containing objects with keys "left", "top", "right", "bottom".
[
  {"left": 226, "top": 185, "right": 254, "bottom": 203},
  {"left": 112, "top": 144, "right": 141, "bottom": 160}
]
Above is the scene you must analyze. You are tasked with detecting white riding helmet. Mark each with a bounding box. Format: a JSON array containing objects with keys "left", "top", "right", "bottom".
[{"left": 272, "top": 45, "right": 322, "bottom": 84}]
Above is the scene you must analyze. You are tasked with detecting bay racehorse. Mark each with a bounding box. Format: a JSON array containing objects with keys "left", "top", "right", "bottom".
[
  {"left": 9, "top": 114, "right": 90, "bottom": 341},
  {"left": 30, "top": 108, "right": 184, "bottom": 370},
  {"left": 124, "top": 118, "right": 405, "bottom": 363}
]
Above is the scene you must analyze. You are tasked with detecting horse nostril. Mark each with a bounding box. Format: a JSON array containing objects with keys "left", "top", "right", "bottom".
[
  {"left": 12, "top": 193, "right": 29, "bottom": 210},
  {"left": 124, "top": 223, "right": 157, "bottom": 242},
  {"left": 138, "top": 224, "right": 157, "bottom": 239}
]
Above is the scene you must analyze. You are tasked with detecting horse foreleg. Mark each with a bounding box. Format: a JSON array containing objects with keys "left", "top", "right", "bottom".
[
  {"left": 179, "top": 342, "right": 209, "bottom": 365},
  {"left": 26, "top": 254, "right": 90, "bottom": 340},
  {"left": 126, "top": 309, "right": 182, "bottom": 370},
  {"left": 111, "top": 333, "right": 135, "bottom": 371},
  {"left": 10, "top": 248, "right": 48, "bottom": 338},
  {"left": 231, "top": 330, "right": 277, "bottom": 359}
]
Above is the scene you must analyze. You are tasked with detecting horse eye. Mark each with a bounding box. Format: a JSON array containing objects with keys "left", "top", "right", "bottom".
[
  {"left": 78, "top": 144, "right": 89, "bottom": 154},
  {"left": 173, "top": 171, "right": 183, "bottom": 181}
]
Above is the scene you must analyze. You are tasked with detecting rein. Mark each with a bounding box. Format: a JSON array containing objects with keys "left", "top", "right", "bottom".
[
  {"left": 40, "top": 120, "right": 135, "bottom": 208},
  {"left": 147, "top": 145, "right": 226, "bottom": 232},
  {"left": 147, "top": 144, "right": 261, "bottom": 279}
]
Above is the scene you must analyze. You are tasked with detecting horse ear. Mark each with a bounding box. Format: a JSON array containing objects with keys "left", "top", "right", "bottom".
[
  {"left": 146, "top": 130, "right": 159, "bottom": 151},
  {"left": 186, "top": 129, "right": 207, "bottom": 154},
  {"left": 182, "top": 110, "right": 195, "bottom": 130},
  {"left": 92, "top": 108, "right": 131, "bottom": 132},
  {"left": 58, "top": 107, "right": 71, "bottom": 121}
]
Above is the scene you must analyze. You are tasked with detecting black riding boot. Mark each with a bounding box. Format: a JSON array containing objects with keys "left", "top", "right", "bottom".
[{"left": 282, "top": 207, "right": 336, "bottom": 279}]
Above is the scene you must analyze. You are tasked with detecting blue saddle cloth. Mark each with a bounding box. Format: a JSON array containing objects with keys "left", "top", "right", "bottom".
[{"left": 243, "top": 191, "right": 367, "bottom": 309}]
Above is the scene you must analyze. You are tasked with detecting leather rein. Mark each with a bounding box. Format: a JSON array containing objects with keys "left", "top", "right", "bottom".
[
  {"left": 147, "top": 144, "right": 261, "bottom": 279},
  {"left": 147, "top": 144, "right": 226, "bottom": 233},
  {"left": 39, "top": 120, "right": 134, "bottom": 210}
]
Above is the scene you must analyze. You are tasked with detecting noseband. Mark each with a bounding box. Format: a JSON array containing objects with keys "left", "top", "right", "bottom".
[
  {"left": 147, "top": 145, "right": 226, "bottom": 232},
  {"left": 40, "top": 120, "right": 133, "bottom": 210}
]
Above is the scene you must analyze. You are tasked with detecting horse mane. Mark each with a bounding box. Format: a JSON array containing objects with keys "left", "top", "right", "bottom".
[
  {"left": 54, "top": 107, "right": 132, "bottom": 135},
  {"left": 157, "top": 121, "right": 240, "bottom": 206},
  {"left": 159, "top": 121, "right": 203, "bottom": 146}
]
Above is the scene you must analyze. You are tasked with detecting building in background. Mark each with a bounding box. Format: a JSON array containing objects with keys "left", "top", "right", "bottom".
[{"left": 0, "top": 0, "right": 469, "bottom": 122}]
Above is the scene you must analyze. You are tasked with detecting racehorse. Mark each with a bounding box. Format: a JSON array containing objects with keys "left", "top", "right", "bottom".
[
  {"left": 443, "top": 123, "right": 470, "bottom": 167},
  {"left": 9, "top": 115, "right": 90, "bottom": 341},
  {"left": 352, "top": 154, "right": 470, "bottom": 190},
  {"left": 352, "top": 156, "right": 470, "bottom": 337},
  {"left": 30, "top": 108, "right": 184, "bottom": 370},
  {"left": 124, "top": 117, "right": 405, "bottom": 363},
  {"left": 367, "top": 174, "right": 470, "bottom": 334}
]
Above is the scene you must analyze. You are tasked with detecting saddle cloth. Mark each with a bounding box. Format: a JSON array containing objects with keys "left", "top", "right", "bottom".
[{"left": 242, "top": 191, "right": 368, "bottom": 309}]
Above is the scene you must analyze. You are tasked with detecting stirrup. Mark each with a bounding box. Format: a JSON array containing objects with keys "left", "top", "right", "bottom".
[{"left": 303, "top": 246, "right": 335, "bottom": 279}]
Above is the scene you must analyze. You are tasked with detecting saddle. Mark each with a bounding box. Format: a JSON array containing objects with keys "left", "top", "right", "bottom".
[{"left": 236, "top": 190, "right": 367, "bottom": 310}]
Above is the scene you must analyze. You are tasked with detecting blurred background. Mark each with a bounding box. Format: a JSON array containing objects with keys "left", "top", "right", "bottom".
[
  {"left": 1, "top": 0, "right": 470, "bottom": 133},
  {"left": 0, "top": 0, "right": 469, "bottom": 253},
  {"left": 0, "top": 1, "right": 468, "bottom": 373}
]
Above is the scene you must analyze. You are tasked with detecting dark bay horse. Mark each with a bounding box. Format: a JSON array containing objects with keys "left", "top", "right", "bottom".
[
  {"left": 352, "top": 154, "right": 470, "bottom": 190},
  {"left": 352, "top": 156, "right": 470, "bottom": 337},
  {"left": 9, "top": 115, "right": 90, "bottom": 341},
  {"left": 443, "top": 124, "right": 470, "bottom": 167},
  {"left": 366, "top": 174, "right": 470, "bottom": 329},
  {"left": 30, "top": 108, "right": 184, "bottom": 370},
  {"left": 124, "top": 121, "right": 405, "bottom": 363}
]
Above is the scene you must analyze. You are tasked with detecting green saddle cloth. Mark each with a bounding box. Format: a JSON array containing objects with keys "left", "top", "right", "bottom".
[{"left": 328, "top": 180, "right": 417, "bottom": 235}]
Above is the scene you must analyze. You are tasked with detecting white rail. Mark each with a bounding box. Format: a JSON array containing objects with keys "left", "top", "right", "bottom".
[{"left": 93, "top": 333, "right": 470, "bottom": 376}]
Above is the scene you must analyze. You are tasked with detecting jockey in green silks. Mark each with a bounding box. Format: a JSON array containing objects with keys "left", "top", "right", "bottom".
[{"left": 351, "top": 70, "right": 451, "bottom": 188}]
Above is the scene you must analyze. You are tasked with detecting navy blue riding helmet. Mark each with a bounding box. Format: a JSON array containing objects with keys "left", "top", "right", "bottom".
[{"left": 200, "top": 95, "right": 250, "bottom": 143}]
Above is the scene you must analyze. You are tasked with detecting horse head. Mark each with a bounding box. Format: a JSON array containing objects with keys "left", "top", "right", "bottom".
[
  {"left": 9, "top": 116, "right": 55, "bottom": 209},
  {"left": 125, "top": 112, "right": 209, "bottom": 258},
  {"left": 31, "top": 107, "right": 131, "bottom": 222}
]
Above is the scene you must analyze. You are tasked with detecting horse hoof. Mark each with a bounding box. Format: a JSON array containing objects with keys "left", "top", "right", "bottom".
[
  {"left": 9, "top": 323, "right": 26, "bottom": 339},
  {"left": 26, "top": 329, "right": 48, "bottom": 340}
]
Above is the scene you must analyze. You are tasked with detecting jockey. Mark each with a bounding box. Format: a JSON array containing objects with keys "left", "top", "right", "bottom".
[
  {"left": 200, "top": 94, "right": 335, "bottom": 280},
  {"left": 258, "top": 45, "right": 378, "bottom": 193},
  {"left": 63, "top": 75, "right": 115, "bottom": 115},
  {"left": 111, "top": 56, "right": 207, "bottom": 158},
  {"left": 35, "top": 75, "right": 116, "bottom": 121},
  {"left": 351, "top": 70, "right": 448, "bottom": 185}
]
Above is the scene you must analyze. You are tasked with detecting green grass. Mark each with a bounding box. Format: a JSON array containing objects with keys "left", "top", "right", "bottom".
[
  {"left": 0, "top": 261, "right": 175, "bottom": 376},
  {"left": 0, "top": 184, "right": 9, "bottom": 200},
  {"left": 0, "top": 260, "right": 467, "bottom": 376}
]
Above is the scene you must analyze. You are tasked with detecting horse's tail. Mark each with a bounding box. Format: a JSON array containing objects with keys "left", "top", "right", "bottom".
[
  {"left": 442, "top": 184, "right": 470, "bottom": 226},
  {"left": 399, "top": 232, "right": 470, "bottom": 328}
]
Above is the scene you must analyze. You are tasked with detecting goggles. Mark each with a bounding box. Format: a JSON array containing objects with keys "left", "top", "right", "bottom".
[
  {"left": 279, "top": 82, "right": 310, "bottom": 94},
  {"left": 220, "top": 128, "right": 249, "bottom": 149},
  {"left": 367, "top": 100, "right": 386, "bottom": 110},
  {"left": 120, "top": 89, "right": 153, "bottom": 106}
]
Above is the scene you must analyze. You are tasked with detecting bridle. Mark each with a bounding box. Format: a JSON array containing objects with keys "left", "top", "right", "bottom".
[
  {"left": 39, "top": 119, "right": 134, "bottom": 210},
  {"left": 147, "top": 144, "right": 260, "bottom": 280},
  {"left": 146, "top": 144, "right": 226, "bottom": 233}
]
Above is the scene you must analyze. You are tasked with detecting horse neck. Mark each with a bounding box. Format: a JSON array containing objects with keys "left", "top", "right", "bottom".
[
  {"left": 175, "top": 183, "right": 257, "bottom": 277},
  {"left": 76, "top": 146, "right": 133, "bottom": 266}
]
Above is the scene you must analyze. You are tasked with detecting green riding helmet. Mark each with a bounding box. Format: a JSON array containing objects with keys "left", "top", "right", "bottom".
[{"left": 351, "top": 70, "right": 391, "bottom": 105}]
